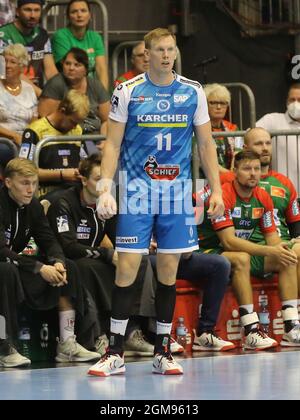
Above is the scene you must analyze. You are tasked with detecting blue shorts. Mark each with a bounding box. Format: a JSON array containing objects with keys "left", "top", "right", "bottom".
[{"left": 116, "top": 196, "right": 199, "bottom": 254}]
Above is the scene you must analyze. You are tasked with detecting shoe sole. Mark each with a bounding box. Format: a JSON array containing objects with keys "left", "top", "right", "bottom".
[
  {"left": 243, "top": 341, "right": 278, "bottom": 351},
  {"left": 124, "top": 351, "right": 153, "bottom": 357},
  {"left": 280, "top": 340, "right": 300, "bottom": 347},
  {"left": 170, "top": 348, "right": 184, "bottom": 354},
  {"left": 0, "top": 360, "right": 31, "bottom": 368},
  {"left": 55, "top": 355, "right": 100, "bottom": 362},
  {"left": 152, "top": 368, "right": 183, "bottom": 375},
  {"left": 192, "top": 344, "right": 236, "bottom": 352},
  {"left": 88, "top": 367, "right": 126, "bottom": 377}
]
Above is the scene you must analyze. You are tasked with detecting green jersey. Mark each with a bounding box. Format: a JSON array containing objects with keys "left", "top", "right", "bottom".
[
  {"left": 251, "top": 170, "right": 300, "bottom": 242},
  {"left": 198, "top": 181, "right": 276, "bottom": 250}
]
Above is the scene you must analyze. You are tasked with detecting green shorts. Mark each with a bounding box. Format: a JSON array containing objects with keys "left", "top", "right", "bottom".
[{"left": 250, "top": 239, "right": 294, "bottom": 278}]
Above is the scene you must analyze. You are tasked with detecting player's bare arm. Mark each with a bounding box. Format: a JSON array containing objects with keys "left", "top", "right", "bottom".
[{"left": 194, "top": 122, "right": 224, "bottom": 218}]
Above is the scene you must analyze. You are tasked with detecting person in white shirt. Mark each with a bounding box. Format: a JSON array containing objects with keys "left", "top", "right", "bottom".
[{"left": 256, "top": 83, "right": 300, "bottom": 193}]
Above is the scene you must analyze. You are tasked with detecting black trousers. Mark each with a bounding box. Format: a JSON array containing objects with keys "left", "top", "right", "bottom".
[{"left": 0, "top": 259, "right": 86, "bottom": 340}]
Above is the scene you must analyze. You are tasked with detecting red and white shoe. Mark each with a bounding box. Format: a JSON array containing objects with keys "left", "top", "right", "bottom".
[
  {"left": 243, "top": 329, "right": 278, "bottom": 351},
  {"left": 152, "top": 352, "right": 183, "bottom": 375},
  {"left": 170, "top": 337, "right": 184, "bottom": 354},
  {"left": 88, "top": 352, "right": 125, "bottom": 377},
  {"left": 192, "top": 329, "right": 236, "bottom": 352}
]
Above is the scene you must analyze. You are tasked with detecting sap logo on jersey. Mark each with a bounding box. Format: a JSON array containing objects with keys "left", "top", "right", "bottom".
[{"left": 174, "top": 94, "right": 189, "bottom": 104}]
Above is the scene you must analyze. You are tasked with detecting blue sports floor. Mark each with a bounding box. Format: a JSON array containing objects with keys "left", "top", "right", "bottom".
[{"left": 1, "top": 349, "right": 300, "bottom": 400}]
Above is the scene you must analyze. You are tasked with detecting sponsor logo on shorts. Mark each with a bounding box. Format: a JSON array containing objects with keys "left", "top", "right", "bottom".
[{"left": 116, "top": 236, "right": 138, "bottom": 244}]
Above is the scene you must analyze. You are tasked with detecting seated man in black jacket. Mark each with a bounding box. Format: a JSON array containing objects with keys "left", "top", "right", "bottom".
[
  {"left": 0, "top": 158, "right": 99, "bottom": 367},
  {"left": 47, "top": 154, "right": 155, "bottom": 356}
]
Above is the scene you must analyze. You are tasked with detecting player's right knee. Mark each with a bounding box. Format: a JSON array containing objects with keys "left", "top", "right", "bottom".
[{"left": 231, "top": 252, "right": 251, "bottom": 271}]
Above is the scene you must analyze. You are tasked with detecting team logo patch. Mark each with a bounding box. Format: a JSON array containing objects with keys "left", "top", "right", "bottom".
[
  {"left": 111, "top": 95, "right": 119, "bottom": 113},
  {"left": 143, "top": 155, "right": 180, "bottom": 180},
  {"left": 232, "top": 207, "right": 241, "bottom": 218},
  {"left": 252, "top": 207, "right": 264, "bottom": 219},
  {"left": 157, "top": 99, "right": 170, "bottom": 112},
  {"left": 271, "top": 186, "right": 285, "bottom": 198},
  {"left": 56, "top": 216, "right": 69, "bottom": 233}
]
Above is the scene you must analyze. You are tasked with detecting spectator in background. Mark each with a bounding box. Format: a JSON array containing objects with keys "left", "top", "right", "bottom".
[
  {"left": 51, "top": 0, "right": 108, "bottom": 90},
  {"left": 256, "top": 83, "right": 300, "bottom": 194},
  {"left": 0, "top": 44, "right": 38, "bottom": 173},
  {"left": 0, "top": 44, "right": 37, "bottom": 147},
  {"left": 0, "top": 0, "right": 15, "bottom": 26},
  {"left": 0, "top": 0, "right": 58, "bottom": 94},
  {"left": 204, "top": 83, "right": 240, "bottom": 172},
  {"left": 113, "top": 41, "right": 149, "bottom": 88},
  {"left": 38, "top": 47, "right": 109, "bottom": 140},
  {"left": 19, "top": 89, "right": 89, "bottom": 198}
]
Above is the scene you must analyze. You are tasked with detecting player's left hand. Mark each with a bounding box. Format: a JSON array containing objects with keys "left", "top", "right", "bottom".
[{"left": 207, "top": 191, "right": 224, "bottom": 219}]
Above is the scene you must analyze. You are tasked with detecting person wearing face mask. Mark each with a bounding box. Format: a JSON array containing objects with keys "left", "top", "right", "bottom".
[{"left": 256, "top": 83, "right": 300, "bottom": 193}]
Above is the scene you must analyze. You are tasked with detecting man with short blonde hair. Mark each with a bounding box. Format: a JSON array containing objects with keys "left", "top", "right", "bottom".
[{"left": 0, "top": 157, "right": 100, "bottom": 367}]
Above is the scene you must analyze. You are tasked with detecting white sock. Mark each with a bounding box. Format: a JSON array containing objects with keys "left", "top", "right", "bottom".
[
  {"left": 156, "top": 321, "right": 172, "bottom": 336},
  {"left": 59, "top": 310, "right": 75, "bottom": 342},
  {"left": 239, "top": 304, "right": 254, "bottom": 314},
  {"left": 111, "top": 318, "right": 128, "bottom": 336},
  {"left": 282, "top": 300, "right": 298, "bottom": 308}
]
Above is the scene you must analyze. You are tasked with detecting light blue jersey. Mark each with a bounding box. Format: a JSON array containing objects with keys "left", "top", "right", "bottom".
[
  {"left": 111, "top": 72, "right": 208, "bottom": 253},
  {"left": 110, "top": 72, "right": 210, "bottom": 202}
]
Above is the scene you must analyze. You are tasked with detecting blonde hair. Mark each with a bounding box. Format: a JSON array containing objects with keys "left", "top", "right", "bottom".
[
  {"left": 4, "top": 158, "right": 38, "bottom": 178},
  {"left": 144, "top": 28, "right": 176, "bottom": 49},
  {"left": 58, "top": 89, "right": 90, "bottom": 120},
  {"left": 3, "top": 43, "right": 29, "bottom": 67},
  {"left": 204, "top": 83, "right": 231, "bottom": 104}
]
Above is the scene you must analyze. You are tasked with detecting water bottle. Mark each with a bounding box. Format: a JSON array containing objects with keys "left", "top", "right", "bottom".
[
  {"left": 176, "top": 316, "right": 187, "bottom": 349},
  {"left": 258, "top": 292, "right": 270, "bottom": 334},
  {"left": 18, "top": 317, "right": 31, "bottom": 359}
]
